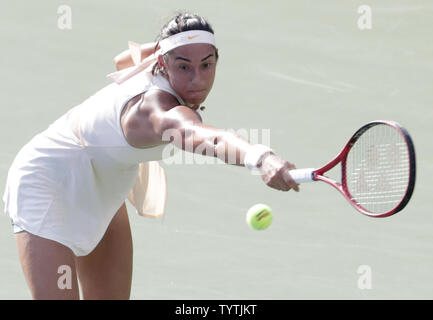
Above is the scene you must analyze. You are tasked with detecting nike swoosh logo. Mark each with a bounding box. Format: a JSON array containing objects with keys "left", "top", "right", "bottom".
[{"left": 188, "top": 35, "right": 199, "bottom": 40}]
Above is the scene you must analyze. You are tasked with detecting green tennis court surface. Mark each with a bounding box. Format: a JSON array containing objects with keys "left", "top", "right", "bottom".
[{"left": 1, "top": 0, "right": 432, "bottom": 299}]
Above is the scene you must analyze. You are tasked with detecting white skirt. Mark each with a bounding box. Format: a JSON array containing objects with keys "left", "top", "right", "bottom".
[
  {"left": 3, "top": 106, "right": 170, "bottom": 256},
  {"left": 2, "top": 111, "right": 137, "bottom": 256}
]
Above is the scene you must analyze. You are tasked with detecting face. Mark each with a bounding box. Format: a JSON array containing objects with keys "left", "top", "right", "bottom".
[{"left": 159, "top": 43, "right": 217, "bottom": 107}]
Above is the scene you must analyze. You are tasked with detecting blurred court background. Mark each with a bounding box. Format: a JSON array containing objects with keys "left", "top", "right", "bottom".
[{"left": 0, "top": 0, "right": 432, "bottom": 299}]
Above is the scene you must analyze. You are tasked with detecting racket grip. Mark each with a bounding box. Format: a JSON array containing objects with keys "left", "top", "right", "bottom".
[{"left": 288, "top": 168, "right": 315, "bottom": 183}]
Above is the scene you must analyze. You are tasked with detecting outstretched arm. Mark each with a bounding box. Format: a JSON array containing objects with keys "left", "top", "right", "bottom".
[
  {"left": 113, "top": 42, "right": 158, "bottom": 71},
  {"left": 155, "top": 105, "right": 299, "bottom": 192}
]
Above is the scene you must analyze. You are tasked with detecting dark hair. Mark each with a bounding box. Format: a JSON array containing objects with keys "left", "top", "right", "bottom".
[{"left": 152, "top": 12, "right": 218, "bottom": 75}]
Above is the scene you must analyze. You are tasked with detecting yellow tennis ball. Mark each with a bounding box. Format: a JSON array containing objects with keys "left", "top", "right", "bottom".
[{"left": 246, "top": 204, "right": 273, "bottom": 230}]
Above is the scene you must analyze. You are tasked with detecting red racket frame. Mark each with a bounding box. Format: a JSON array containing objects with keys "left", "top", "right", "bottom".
[{"left": 311, "top": 120, "right": 416, "bottom": 217}]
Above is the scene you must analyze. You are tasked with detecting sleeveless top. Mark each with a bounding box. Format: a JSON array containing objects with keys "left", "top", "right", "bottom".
[
  {"left": 2, "top": 71, "right": 185, "bottom": 256},
  {"left": 78, "top": 71, "right": 185, "bottom": 164}
]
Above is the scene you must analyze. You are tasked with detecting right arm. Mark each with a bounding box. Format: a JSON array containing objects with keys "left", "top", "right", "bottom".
[{"left": 155, "top": 106, "right": 299, "bottom": 192}]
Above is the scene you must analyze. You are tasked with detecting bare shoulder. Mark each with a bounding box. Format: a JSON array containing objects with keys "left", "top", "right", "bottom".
[
  {"left": 145, "top": 90, "right": 202, "bottom": 122},
  {"left": 143, "top": 90, "right": 203, "bottom": 129},
  {"left": 144, "top": 89, "right": 179, "bottom": 112},
  {"left": 121, "top": 89, "right": 201, "bottom": 148}
]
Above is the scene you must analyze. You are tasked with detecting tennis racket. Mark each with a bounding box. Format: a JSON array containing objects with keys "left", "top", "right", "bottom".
[{"left": 288, "top": 120, "right": 416, "bottom": 217}]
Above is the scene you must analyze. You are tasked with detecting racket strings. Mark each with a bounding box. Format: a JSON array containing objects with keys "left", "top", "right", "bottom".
[{"left": 346, "top": 124, "right": 410, "bottom": 214}]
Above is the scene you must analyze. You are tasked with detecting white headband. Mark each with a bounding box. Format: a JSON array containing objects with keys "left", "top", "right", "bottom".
[
  {"left": 159, "top": 30, "right": 216, "bottom": 55},
  {"left": 107, "top": 30, "right": 216, "bottom": 84}
]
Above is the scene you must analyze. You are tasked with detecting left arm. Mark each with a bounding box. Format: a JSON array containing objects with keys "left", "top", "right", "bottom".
[{"left": 113, "top": 42, "right": 158, "bottom": 71}]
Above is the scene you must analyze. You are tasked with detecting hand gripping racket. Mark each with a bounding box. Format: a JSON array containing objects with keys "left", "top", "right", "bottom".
[{"left": 288, "top": 120, "right": 416, "bottom": 217}]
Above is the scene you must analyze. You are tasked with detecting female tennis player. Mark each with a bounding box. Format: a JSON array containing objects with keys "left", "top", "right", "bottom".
[{"left": 2, "top": 13, "right": 299, "bottom": 299}]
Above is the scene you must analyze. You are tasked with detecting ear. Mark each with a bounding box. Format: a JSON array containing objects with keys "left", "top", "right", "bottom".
[
  {"left": 157, "top": 54, "right": 167, "bottom": 76},
  {"left": 157, "top": 54, "right": 165, "bottom": 67}
]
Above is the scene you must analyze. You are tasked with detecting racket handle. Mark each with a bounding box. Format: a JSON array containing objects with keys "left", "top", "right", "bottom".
[{"left": 288, "top": 168, "right": 315, "bottom": 183}]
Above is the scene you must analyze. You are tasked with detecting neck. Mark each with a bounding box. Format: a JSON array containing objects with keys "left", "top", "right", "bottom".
[{"left": 158, "top": 73, "right": 201, "bottom": 110}]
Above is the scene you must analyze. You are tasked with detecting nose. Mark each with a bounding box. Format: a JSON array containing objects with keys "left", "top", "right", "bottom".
[{"left": 190, "top": 67, "right": 201, "bottom": 85}]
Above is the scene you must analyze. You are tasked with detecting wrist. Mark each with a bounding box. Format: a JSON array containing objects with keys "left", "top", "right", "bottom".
[
  {"left": 244, "top": 144, "right": 274, "bottom": 171},
  {"left": 256, "top": 151, "right": 274, "bottom": 169}
]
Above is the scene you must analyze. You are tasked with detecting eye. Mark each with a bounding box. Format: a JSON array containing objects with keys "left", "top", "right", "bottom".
[
  {"left": 202, "top": 62, "right": 212, "bottom": 69},
  {"left": 178, "top": 64, "right": 189, "bottom": 71}
]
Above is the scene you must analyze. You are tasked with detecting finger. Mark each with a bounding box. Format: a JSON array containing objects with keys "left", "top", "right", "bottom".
[
  {"left": 266, "top": 178, "right": 288, "bottom": 192},
  {"left": 282, "top": 170, "right": 300, "bottom": 192},
  {"left": 268, "top": 181, "right": 286, "bottom": 191},
  {"left": 288, "top": 181, "right": 300, "bottom": 192},
  {"left": 284, "top": 162, "right": 299, "bottom": 191},
  {"left": 272, "top": 178, "right": 294, "bottom": 192},
  {"left": 286, "top": 162, "right": 297, "bottom": 171},
  {"left": 279, "top": 181, "right": 299, "bottom": 192}
]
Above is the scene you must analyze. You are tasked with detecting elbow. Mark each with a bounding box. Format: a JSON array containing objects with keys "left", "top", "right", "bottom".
[{"left": 158, "top": 116, "right": 186, "bottom": 148}]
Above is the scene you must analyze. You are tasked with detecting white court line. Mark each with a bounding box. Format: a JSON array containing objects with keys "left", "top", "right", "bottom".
[
  {"left": 333, "top": 81, "right": 359, "bottom": 90},
  {"left": 262, "top": 70, "right": 350, "bottom": 93}
]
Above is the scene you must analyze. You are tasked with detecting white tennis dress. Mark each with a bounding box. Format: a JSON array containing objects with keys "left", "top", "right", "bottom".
[{"left": 2, "top": 71, "right": 184, "bottom": 256}]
